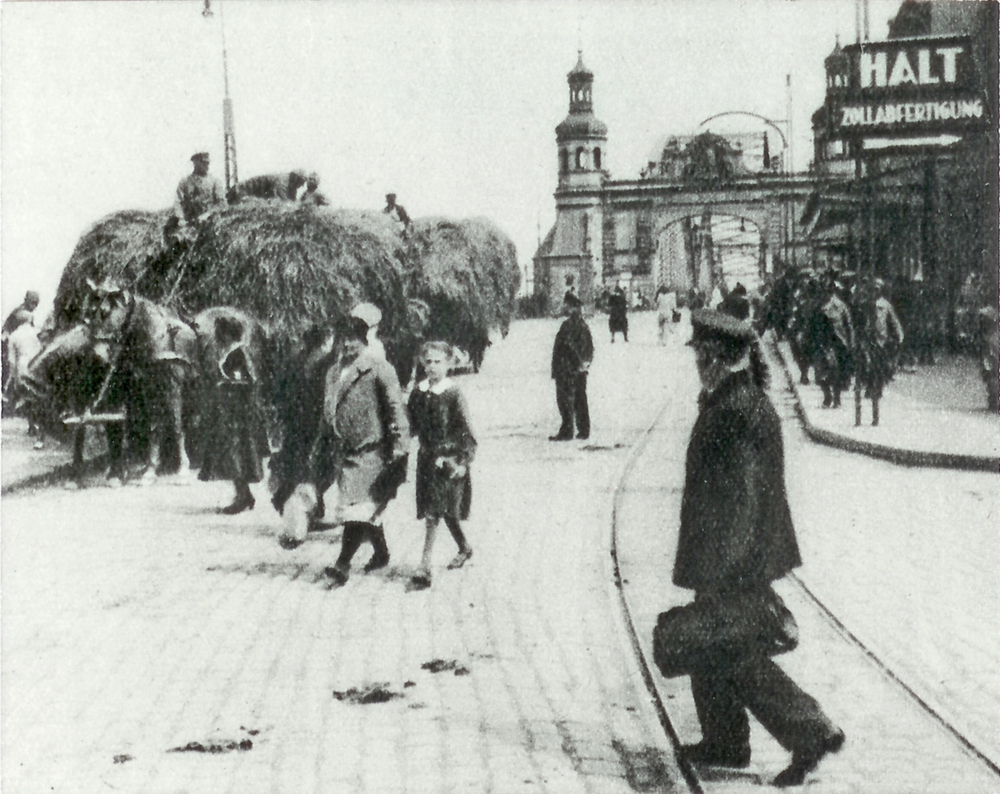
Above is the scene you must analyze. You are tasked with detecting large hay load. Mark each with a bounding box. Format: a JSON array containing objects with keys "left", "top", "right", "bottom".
[
  {"left": 54, "top": 202, "right": 518, "bottom": 383},
  {"left": 409, "top": 217, "right": 520, "bottom": 370}
]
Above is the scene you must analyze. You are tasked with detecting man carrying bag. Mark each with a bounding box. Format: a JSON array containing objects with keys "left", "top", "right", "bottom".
[{"left": 654, "top": 308, "right": 844, "bottom": 788}]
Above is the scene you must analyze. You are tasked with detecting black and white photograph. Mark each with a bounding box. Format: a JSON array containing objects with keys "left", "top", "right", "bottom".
[{"left": 1, "top": 1, "right": 997, "bottom": 792}]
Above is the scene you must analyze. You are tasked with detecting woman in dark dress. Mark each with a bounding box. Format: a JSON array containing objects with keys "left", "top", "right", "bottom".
[
  {"left": 608, "top": 285, "right": 629, "bottom": 342},
  {"left": 407, "top": 341, "right": 476, "bottom": 589},
  {"left": 197, "top": 311, "right": 269, "bottom": 514}
]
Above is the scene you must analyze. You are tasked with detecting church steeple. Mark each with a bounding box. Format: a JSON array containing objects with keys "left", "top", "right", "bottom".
[
  {"left": 568, "top": 51, "right": 594, "bottom": 112},
  {"left": 556, "top": 51, "right": 608, "bottom": 187}
]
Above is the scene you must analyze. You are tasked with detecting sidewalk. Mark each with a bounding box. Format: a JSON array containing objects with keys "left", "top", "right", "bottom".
[{"left": 769, "top": 339, "right": 999, "bottom": 472}]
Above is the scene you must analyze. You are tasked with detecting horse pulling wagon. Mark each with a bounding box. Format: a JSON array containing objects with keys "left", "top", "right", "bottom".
[{"left": 26, "top": 197, "right": 519, "bottom": 485}]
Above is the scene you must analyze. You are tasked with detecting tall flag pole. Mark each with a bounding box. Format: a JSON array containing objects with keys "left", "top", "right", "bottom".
[{"left": 204, "top": 0, "right": 238, "bottom": 193}]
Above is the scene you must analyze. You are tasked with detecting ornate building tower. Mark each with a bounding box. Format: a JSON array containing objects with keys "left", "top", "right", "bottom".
[
  {"left": 532, "top": 52, "right": 610, "bottom": 314},
  {"left": 556, "top": 52, "right": 608, "bottom": 188}
]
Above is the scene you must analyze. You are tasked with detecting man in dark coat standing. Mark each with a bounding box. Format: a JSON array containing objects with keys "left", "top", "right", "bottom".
[
  {"left": 675, "top": 308, "right": 844, "bottom": 787},
  {"left": 550, "top": 293, "right": 594, "bottom": 441}
]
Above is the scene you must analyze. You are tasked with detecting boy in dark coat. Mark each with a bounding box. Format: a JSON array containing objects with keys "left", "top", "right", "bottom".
[
  {"left": 550, "top": 293, "right": 594, "bottom": 441},
  {"left": 316, "top": 316, "right": 409, "bottom": 587},
  {"left": 676, "top": 308, "right": 844, "bottom": 787}
]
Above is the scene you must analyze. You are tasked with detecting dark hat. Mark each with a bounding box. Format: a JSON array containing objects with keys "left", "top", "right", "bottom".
[
  {"left": 564, "top": 291, "right": 582, "bottom": 308},
  {"left": 718, "top": 290, "right": 750, "bottom": 320},
  {"left": 688, "top": 309, "right": 756, "bottom": 345},
  {"left": 191, "top": 152, "right": 210, "bottom": 162},
  {"left": 386, "top": 193, "right": 396, "bottom": 200},
  {"left": 336, "top": 315, "right": 370, "bottom": 342}
]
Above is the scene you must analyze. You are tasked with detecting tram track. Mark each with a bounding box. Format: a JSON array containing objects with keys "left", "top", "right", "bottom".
[{"left": 608, "top": 366, "right": 1000, "bottom": 792}]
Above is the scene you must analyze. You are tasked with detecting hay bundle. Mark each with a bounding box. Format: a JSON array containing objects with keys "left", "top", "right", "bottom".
[
  {"left": 169, "top": 203, "right": 415, "bottom": 366},
  {"left": 409, "top": 217, "right": 519, "bottom": 368},
  {"left": 55, "top": 209, "right": 172, "bottom": 325},
  {"left": 54, "top": 204, "right": 519, "bottom": 380}
]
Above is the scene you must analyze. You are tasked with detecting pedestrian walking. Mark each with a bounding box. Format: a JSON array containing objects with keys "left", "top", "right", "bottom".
[
  {"left": 3, "top": 289, "right": 40, "bottom": 400},
  {"left": 549, "top": 292, "right": 593, "bottom": 441},
  {"left": 269, "top": 324, "right": 337, "bottom": 518},
  {"left": 198, "top": 313, "right": 269, "bottom": 514},
  {"left": 407, "top": 341, "right": 476, "bottom": 590},
  {"left": 350, "top": 302, "right": 387, "bottom": 362},
  {"left": 315, "top": 315, "right": 409, "bottom": 587},
  {"left": 608, "top": 285, "right": 629, "bottom": 342},
  {"left": 663, "top": 308, "right": 844, "bottom": 787},
  {"left": 655, "top": 286, "right": 677, "bottom": 344}
]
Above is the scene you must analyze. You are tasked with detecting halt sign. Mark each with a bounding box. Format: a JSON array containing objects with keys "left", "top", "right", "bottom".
[{"left": 829, "top": 36, "right": 988, "bottom": 138}]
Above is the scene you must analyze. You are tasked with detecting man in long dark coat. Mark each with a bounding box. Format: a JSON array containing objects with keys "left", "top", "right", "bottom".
[
  {"left": 675, "top": 308, "right": 844, "bottom": 788},
  {"left": 550, "top": 293, "right": 593, "bottom": 441}
]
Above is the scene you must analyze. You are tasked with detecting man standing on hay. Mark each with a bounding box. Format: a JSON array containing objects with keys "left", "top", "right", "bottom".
[
  {"left": 169, "top": 152, "right": 226, "bottom": 241},
  {"left": 300, "top": 172, "right": 329, "bottom": 207},
  {"left": 312, "top": 315, "right": 409, "bottom": 588},
  {"left": 383, "top": 193, "right": 411, "bottom": 233}
]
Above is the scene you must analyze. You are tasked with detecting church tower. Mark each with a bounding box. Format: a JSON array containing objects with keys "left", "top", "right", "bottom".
[
  {"left": 556, "top": 52, "right": 608, "bottom": 188},
  {"left": 533, "top": 52, "right": 609, "bottom": 314}
]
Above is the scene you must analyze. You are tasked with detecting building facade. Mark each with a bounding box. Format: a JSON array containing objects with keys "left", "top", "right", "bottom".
[
  {"left": 533, "top": 54, "right": 816, "bottom": 315},
  {"left": 808, "top": 0, "right": 998, "bottom": 354}
]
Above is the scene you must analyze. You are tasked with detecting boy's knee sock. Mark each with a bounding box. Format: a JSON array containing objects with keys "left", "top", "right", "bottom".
[
  {"left": 336, "top": 522, "right": 367, "bottom": 569},
  {"left": 368, "top": 523, "right": 390, "bottom": 559},
  {"left": 444, "top": 516, "right": 469, "bottom": 551}
]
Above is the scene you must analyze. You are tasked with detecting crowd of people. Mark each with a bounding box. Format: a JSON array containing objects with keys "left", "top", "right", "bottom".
[{"left": 193, "top": 297, "right": 478, "bottom": 593}]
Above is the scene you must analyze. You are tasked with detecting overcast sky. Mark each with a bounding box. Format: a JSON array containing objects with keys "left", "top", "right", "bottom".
[{"left": 1, "top": 0, "right": 902, "bottom": 318}]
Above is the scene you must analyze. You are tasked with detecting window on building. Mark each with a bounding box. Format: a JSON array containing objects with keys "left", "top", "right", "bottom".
[
  {"left": 576, "top": 147, "right": 586, "bottom": 169},
  {"left": 594, "top": 147, "right": 602, "bottom": 170}
]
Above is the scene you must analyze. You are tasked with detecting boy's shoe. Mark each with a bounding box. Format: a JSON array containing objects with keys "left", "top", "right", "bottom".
[
  {"left": 447, "top": 548, "right": 473, "bottom": 570},
  {"left": 409, "top": 570, "right": 432, "bottom": 590},
  {"left": 324, "top": 566, "right": 349, "bottom": 588},
  {"left": 773, "top": 729, "right": 845, "bottom": 787}
]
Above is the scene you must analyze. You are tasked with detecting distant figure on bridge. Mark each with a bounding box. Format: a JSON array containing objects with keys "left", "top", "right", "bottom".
[
  {"left": 300, "top": 172, "right": 329, "bottom": 207},
  {"left": 168, "top": 152, "right": 227, "bottom": 242},
  {"left": 549, "top": 292, "right": 593, "bottom": 441},
  {"left": 233, "top": 170, "right": 308, "bottom": 203},
  {"left": 665, "top": 307, "right": 844, "bottom": 787},
  {"left": 384, "top": 193, "right": 411, "bottom": 233},
  {"left": 816, "top": 272, "right": 854, "bottom": 408},
  {"left": 718, "top": 282, "right": 750, "bottom": 320},
  {"left": 654, "top": 286, "right": 677, "bottom": 344},
  {"left": 608, "top": 285, "right": 629, "bottom": 343}
]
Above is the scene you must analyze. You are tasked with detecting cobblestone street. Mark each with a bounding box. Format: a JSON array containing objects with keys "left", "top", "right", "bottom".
[{"left": 3, "top": 313, "right": 998, "bottom": 793}]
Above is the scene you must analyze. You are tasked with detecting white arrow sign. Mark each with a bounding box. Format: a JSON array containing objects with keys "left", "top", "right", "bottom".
[{"left": 863, "top": 134, "right": 963, "bottom": 150}]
